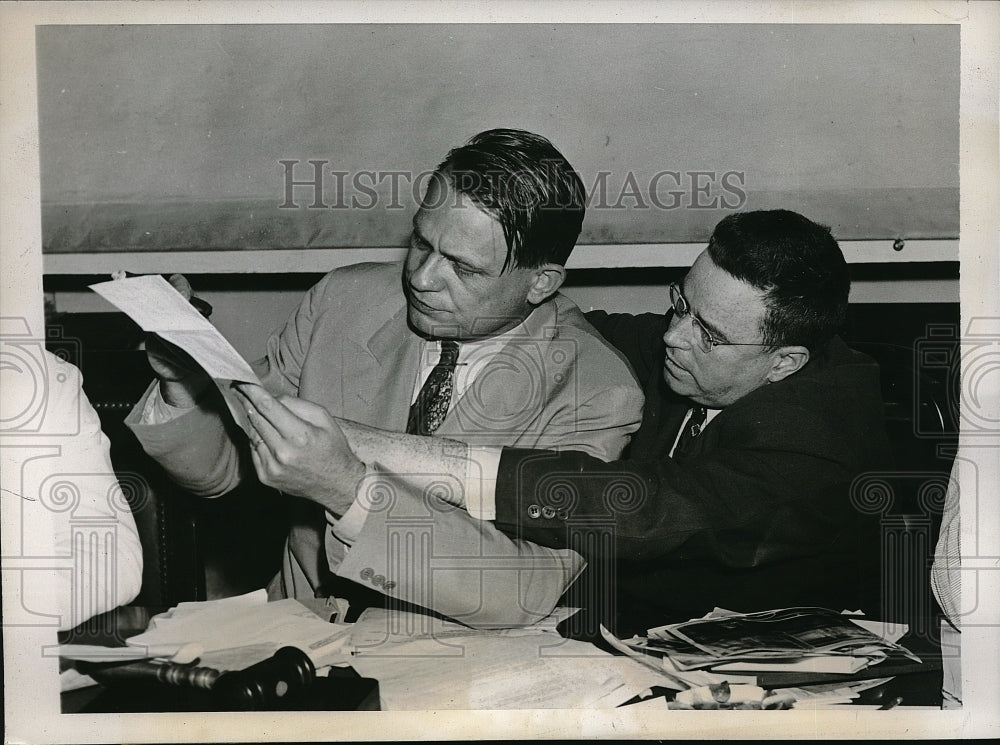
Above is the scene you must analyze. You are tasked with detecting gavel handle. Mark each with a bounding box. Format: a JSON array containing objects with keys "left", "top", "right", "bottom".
[{"left": 82, "top": 659, "right": 221, "bottom": 689}]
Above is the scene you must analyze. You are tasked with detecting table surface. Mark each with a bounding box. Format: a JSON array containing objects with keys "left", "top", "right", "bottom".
[{"left": 59, "top": 606, "right": 944, "bottom": 712}]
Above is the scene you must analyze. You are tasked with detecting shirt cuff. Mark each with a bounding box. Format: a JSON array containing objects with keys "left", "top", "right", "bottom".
[
  {"left": 139, "top": 382, "right": 198, "bottom": 424},
  {"left": 328, "top": 462, "right": 378, "bottom": 546},
  {"left": 465, "top": 445, "right": 501, "bottom": 521}
]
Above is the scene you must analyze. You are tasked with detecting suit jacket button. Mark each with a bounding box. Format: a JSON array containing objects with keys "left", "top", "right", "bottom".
[
  {"left": 541, "top": 506, "right": 556, "bottom": 519},
  {"left": 527, "top": 504, "right": 541, "bottom": 518},
  {"left": 373, "top": 574, "right": 386, "bottom": 587},
  {"left": 360, "top": 567, "right": 374, "bottom": 581},
  {"left": 384, "top": 581, "right": 397, "bottom": 591},
  {"left": 556, "top": 509, "right": 569, "bottom": 521}
]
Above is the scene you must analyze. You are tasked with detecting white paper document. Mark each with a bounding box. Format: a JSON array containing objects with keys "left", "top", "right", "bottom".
[
  {"left": 351, "top": 634, "right": 665, "bottom": 710},
  {"left": 347, "top": 608, "right": 664, "bottom": 709},
  {"left": 847, "top": 617, "right": 908, "bottom": 644},
  {"left": 90, "top": 274, "right": 260, "bottom": 384}
]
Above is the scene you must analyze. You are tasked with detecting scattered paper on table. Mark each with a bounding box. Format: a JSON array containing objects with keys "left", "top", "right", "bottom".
[
  {"left": 126, "top": 590, "right": 351, "bottom": 670},
  {"left": 711, "top": 655, "right": 875, "bottom": 674},
  {"left": 347, "top": 608, "right": 662, "bottom": 709},
  {"left": 351, "top": 632, "right": 664, "bottom": 710},
  {"left": 772, "top": 675, "right": 895, "bottom": 704},
  {"left": 59, "top": 668, "right": 98, "bottom": 693},
  {"left": 601, "top": 625, "right": 755, "bottom": 690},
  {"left": 847, "top": 617, "right": 908, "bottom": 644}
]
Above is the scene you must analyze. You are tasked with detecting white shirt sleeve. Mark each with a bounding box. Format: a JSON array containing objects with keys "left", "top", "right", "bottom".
[
  {"left": 1, "top": 353, "right": 144, "bottom": 631},
  {"left": 465, "top": 445, "right": 502, "bottom": 521},
  {"left": 328, "top": 481, "right": 372, "bottom": 548},
  {"left": 138, "top": 380, "right": 197, "bottom": 424}
]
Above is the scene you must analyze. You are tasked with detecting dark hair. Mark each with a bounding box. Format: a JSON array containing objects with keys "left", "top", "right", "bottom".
[
  {"left": 434, "top": 128, "right": 586, "bottom": 271},
  {"left": 707, "top": 209, "right": 850, "bottom": 352}
]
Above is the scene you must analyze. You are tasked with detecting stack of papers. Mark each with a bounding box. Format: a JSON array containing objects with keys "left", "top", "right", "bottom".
[
  {"left": 633, "top": 606, "right": 918, "bottom": 676},
  {"left": 125, "top": 589, "right": 353, "bottom": 671}
]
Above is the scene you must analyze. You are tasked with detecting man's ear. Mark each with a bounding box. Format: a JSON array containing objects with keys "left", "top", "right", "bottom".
[
  {"left": 767, "top": 346, "right": 810, "bottom": 383},
  {"left": 526, "top": 264, "right": 567, "bottom": 304}
]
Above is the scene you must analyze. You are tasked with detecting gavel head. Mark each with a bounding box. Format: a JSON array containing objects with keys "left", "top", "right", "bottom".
[{"left": 212, "top": 646, "right": 315, "bottom": 710}]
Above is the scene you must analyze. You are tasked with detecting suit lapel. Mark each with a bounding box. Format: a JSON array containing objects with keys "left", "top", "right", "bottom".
[
  {"left": 348, "top": 303, "right": 421, "bottom": 431},
  {"left": 625, "top": 367, "right": 690, "bottom": 460}
]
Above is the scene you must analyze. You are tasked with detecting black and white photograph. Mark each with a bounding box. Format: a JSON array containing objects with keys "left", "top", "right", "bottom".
[{"left": 1, "top": 0, "right": 997, "bottom": 741}]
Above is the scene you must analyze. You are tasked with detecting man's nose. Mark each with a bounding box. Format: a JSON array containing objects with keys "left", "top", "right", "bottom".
[
  {"left": 409, "top": 252, "right": 445, "bottom": 292},
  {"left": 662, "top": 312, "right": 693, "bottom": 349}
]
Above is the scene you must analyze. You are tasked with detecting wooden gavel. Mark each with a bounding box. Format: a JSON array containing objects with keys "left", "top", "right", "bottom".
[{"left": 80, "top": 646, "right": 316, "bottom": 710}]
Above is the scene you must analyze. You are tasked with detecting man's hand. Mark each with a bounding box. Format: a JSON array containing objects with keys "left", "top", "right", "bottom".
[
  {"left": 234, "top": 383, "right": 365, "bottom": 517},
  {"left": 145, "top": 274, "right": 211, "bottom": 407}
]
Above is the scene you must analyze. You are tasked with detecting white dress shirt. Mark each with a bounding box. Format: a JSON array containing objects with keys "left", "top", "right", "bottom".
[{"left": 333, "top": 325, "right": 527, "bottom": 541}]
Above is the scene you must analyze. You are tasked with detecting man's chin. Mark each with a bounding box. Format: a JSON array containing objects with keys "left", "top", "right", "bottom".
[
  {"left": 663, "top": 368, "right": 697, "bottom": 399},
  {"left": 407, "top": 306, "right": 460, "bottom": 339},
  {"left": 406, "top": 309, "right": 434, "bottom": 337}
]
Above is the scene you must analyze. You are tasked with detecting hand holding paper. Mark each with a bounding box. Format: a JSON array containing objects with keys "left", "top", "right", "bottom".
[
  {"left": 91, "top": 273, "right": 262, "bottom": 429},
  {"left": 141, "top": 274, "right": 212, "bottom": 407},
  {"left": 234, "top": 383, "right": 364, "bottom": 515},
  {"left": 90, "top": 274, "right": 261, "bottom": 385}
]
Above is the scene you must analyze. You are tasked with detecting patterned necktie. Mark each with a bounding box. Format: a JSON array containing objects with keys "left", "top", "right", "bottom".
[
  {"left": 675, "top": 405, "right": 707, "bottom": 454},
  {"left": 407, "top": 340, "right": 460, "bottom": 435}
]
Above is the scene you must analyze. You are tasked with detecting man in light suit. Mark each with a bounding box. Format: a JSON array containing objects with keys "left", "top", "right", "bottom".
[{"left": 127, "top": 129, "right": 643, "bottom": 627}]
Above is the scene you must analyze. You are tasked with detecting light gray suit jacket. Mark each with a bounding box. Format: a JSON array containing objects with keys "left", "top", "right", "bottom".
[{"left": 128, "top": 261, "right": 643, "bottom": 626}]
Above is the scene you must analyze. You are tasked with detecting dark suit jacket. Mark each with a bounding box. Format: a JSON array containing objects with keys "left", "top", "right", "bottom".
[{"left": 493, "top": 311, "right": 892, "bottom": 636}]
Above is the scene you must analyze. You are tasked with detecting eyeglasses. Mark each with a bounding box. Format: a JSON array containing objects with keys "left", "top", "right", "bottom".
[{"left": 668, "top": 283, "right": 770, "bottom": 354}]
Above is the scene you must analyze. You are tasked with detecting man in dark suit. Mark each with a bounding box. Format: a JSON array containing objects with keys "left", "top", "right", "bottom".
[{"left": 321, "top": 209, "right": 891, "bottom": 635}]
